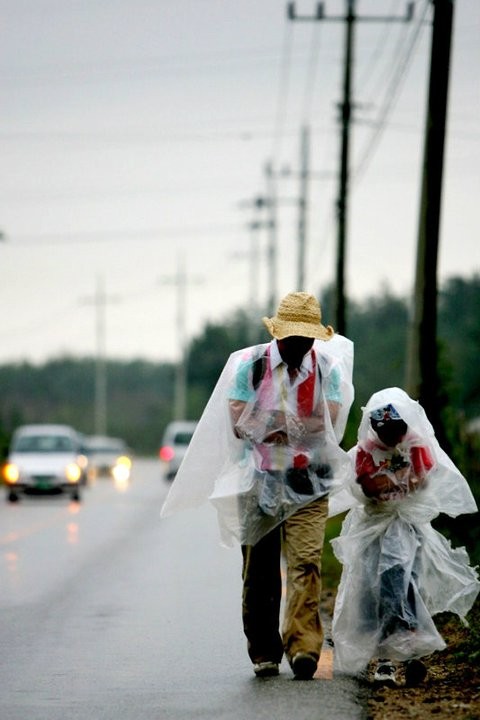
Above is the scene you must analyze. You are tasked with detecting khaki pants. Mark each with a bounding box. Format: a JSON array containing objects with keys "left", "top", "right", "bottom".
[{"left": 241, "top": 496, "right": 329, "bottom": 665}]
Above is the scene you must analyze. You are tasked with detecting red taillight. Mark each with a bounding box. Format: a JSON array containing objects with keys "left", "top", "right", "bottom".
[{"left": 159, "top": 446, "right": 175, "bottom": 462}]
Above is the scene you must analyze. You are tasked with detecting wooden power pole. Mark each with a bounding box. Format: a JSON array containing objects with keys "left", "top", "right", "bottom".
[
  {"left": 297, "top": 125, "right": 310, "bottom": 291},
  {"left": 406, "top": 0, "right": 455, "bottom": 441},
  {"left": 287, "top": 1, "right": 413, "bottom": 335}
]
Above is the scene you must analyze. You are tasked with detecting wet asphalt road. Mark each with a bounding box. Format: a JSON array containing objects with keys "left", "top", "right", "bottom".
[{"left": 0, "top": 458, "right": 367, "bottom": 720}]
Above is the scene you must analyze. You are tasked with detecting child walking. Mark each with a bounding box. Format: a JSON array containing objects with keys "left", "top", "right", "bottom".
[{"left": 331, "top": 387, "right": 479, "bottom": 686}]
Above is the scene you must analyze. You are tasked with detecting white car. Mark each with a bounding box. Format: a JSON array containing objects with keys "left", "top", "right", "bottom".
[
  {"left": 3, "top": 424, "right": 86, "bottom": 502},
  {"left": 83, "top": 435, "right": 132, "bottom": 482},
  {"left": 159, "top": 421, "right": 197, "bottom": 481}
]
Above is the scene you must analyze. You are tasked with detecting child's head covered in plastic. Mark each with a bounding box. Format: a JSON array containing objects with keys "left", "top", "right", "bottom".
[{"left": 369, "top": 402, "right": 408, "bottom": 447}]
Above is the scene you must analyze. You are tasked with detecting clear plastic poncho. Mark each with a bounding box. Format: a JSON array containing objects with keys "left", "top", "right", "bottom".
[
  {"left": 330, "top": 387, "right": 479, "bottom": 675},
  {"left": 161, "top": 335, "right": 354, "bottom": 546}
]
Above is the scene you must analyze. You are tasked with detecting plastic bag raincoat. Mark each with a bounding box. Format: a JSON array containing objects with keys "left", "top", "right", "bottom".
[
  {"left": 161, "top": 335, "right": 354, "bottom": 546},
  {"left": 330, "top": 387, "right": 479, "bottom": 674}
]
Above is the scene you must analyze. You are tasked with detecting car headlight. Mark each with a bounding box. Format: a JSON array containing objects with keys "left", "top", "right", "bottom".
[
  {"left": 3, "top": 463, "right": 20, "bottom": 484},
  {"left": 77, "top": 453, "right": 89, "bottom": 470},
  {"left": 112, "top": 456, "right": 131, "bottom": 483},
  {"left": 116, "top": 455, "right": 132, "bottom": 469},
  {"left": 65, "top": 463, "right": 82, "bottom": 483}
]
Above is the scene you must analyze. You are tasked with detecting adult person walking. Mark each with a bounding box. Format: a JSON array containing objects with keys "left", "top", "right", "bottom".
[{"left": 161, "top": 292, "right": 354, "bottom": 680}]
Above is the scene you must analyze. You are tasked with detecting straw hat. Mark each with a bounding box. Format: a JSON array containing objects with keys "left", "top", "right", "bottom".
[{"left": 262, "top": 291, "right": 334, "bottom": 341}]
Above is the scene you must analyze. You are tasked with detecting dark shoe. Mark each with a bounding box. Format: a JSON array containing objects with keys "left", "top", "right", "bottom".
[
  {"left": 404, "top": 659, "right": 427, "bottom": 687},
  {"left": 373, "top": 660, "right": 398, "bottom": 687},
  {"left": 292, "top": 652, "right": 317, "bottom": 680},
  {"left": 253, "top": 661, "right": 279, "bottom": 678}
]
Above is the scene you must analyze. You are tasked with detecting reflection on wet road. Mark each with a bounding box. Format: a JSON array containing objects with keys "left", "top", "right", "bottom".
[{"left": 0, "top": 458, "right": 365, "bottom": 720}]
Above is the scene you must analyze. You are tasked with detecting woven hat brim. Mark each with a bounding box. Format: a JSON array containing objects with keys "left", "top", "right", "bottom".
[{"left": 262, "top": 317, "right": 334, "bottom": 341}]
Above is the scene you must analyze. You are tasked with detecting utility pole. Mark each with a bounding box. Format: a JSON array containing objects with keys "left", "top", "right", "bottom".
[
  {"left": 239, "top": 219, "right": 263, "bottom": 344},
  {"left": 288, "top": 1, "right": 414, "bottom": 334},
  {"left": 239, "top": 182, "right": 277, "bottom": 318},
  {"left": 160, "top": 256, "right": 202, "bottom": 421},
  {"left": 297, "top": 125, "right": 309, "bottom": 290},
  {"left": 406, "top": 0, "right": 454, "bottom": 441},
  {"left": 174, "top": 256, "right": 187, "bottom": 422},
  {"left": 94, "top": 275, "right": 107, "bottom": 437},
  {"left": 264, "top": 161, "right": 278, "bottom": 316},
  {"left": 336, "top": 0, "right": 354, "bottom": 336},
  {"left": 242, "top": 138, "right": 329, "bottom": 306},
  {"left": 81, "top": 275, "right": 119, "bottom": 436},
  {"left": 248, "top": 220, "right": 261, "bottom": 318},
  {"left": 267, "top": 128, "right": 333, "bottom": 292}
]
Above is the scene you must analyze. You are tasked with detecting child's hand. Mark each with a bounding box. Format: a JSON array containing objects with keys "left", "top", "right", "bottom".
[
  {"left": 357, "top": 472, "right": 393, "bottom": 498},
  {"left": 358, "top": 470, "right": 414, "bottom": 499},
  {"left": 394, "top": 466, "right": 410, "bottom": 488},
  {"left": 358, "top": 468, "right": 426, "bottom": 500},
  {"left": 395, "top": 467, "right": 426, "bottom": 494}
]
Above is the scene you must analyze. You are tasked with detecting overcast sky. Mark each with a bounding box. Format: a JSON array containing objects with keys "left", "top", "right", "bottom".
[{"left": 1, "top": 0, "right": 478, "bottom": 364}]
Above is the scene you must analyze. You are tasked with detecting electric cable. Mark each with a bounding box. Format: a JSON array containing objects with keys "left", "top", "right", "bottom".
[
  {"left": 356, "top": 0, "right": 405, "bottom": 97},
  {"left": 270, "top": 18, "right": 295, "bottom": 166},
  {"left": 300, "top": 20, "right": 323, "bottom": 126},
  {"left": 353, "top": 0, "right": 430, "bottom": 183},
  {"left": 308, "top": 0, "right": 430, "bottom": 300}
]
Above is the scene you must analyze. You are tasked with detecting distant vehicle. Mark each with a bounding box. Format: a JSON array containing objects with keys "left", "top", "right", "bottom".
[
  {"left": 159, "top": 421, "right": 197, "bottom": 481},
  {"left": 83, "top": 435, "right": 132, "bottom": 482},
  {"left": 2, "top": 424, "right": 86, "bottom": 503}
]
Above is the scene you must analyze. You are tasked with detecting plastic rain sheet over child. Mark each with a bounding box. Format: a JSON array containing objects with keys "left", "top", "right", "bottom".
[{"left": 330, "top": 387, "right": 479, "bottom": 687}]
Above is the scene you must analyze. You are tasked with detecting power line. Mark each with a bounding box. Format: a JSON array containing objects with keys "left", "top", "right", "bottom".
[
  {"left": 356, "top": 0, "right": 407, "bottom": 94},
  {"left": 353, "top": 0, "right": 430, "bottom": 183},
  {"left": 288, "top": 0, "right": 416, "bottom": 335},
  {"left": 1, "top": 46, "right": 313, "bottom": 87},
  {"left": 6, "top": 224, "right": 242, "bottom": 246},
  {"left": 0, "top": 126, "right": 296, "bottom": 144},
  {"left": 300, "top": 20, "right": 324, "bottom": 125},
  {"left": 270, "top": 19, "right": 295, "bottom": 164}
]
